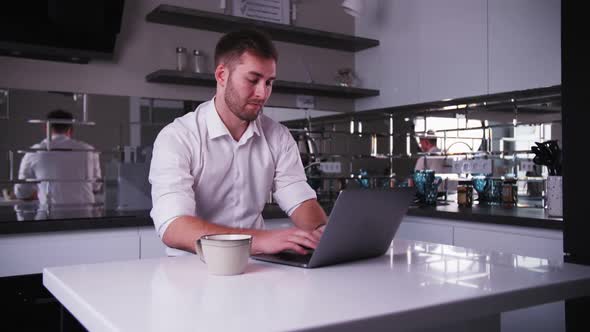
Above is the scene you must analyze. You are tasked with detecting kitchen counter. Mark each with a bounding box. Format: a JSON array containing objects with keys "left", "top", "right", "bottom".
[
  {"left": 43, "top": 239, "right": 590, "bottom": 331},
  {"left": 0, "top": 198, "right": 562, "bottom": 235},
  {"left": 0, "top": 206, "right": 152, "bottom": 235},
  {"left": 266, "top": 199, "right": 562, "bottom": 230},
  {"left": 0, "top": 205, "right": 296, "bottom": 235},
  {"left": 407, "top": 201, "right": 562, "bottom": 230}
]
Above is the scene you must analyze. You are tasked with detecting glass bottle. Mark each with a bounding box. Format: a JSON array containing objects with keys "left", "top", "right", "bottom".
[
  {"left": 502, "top": 177, "right": 518, "bottom": 206},
  {"left": 193, "top": 49, "right": 205, "bottom": 73},
  {"left": 457, "top": 179, "right": 473, "bottom": 207},
  {"left": 176, "top": 47, "right": 187, "bottom": 71}
]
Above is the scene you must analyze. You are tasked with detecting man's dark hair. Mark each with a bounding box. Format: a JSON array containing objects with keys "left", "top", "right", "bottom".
[
  {"left": 46, "top": 109, "right": 74, "bottom": 133},
  {"left": 214, "top": 29, "right": 278, "bottom": 68}
]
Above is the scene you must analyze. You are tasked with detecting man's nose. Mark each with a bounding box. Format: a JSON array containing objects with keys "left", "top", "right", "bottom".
[{"left": 254, "top": 82, "right": 269, "bottom": 99}]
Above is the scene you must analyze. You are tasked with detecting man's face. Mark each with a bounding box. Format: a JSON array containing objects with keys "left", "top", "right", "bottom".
[
  {"left": 223, "top": 51, "right": 276, "bottom": 122},
  {"left": 419, "top": 138, "right": 431, "bottom": 152}
]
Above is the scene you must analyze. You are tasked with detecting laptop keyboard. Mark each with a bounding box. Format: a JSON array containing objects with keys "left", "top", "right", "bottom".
[{"left": 275, "top": 250, "right": 314, "bottom": 264}]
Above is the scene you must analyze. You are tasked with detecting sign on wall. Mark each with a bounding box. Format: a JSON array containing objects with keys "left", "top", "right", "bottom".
[{"left": 232, "top": 0, "right": 290, "bottom": 25}]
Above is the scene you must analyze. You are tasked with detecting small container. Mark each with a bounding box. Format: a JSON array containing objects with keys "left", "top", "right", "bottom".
[
  {"left": 457, "top": 179, "right": 473, "bottom": 207},
  {"left": 502, "top": 177, "right": 518, "bottom": 206},
  {"left": 176, "top": 47, "right": 187, "bottom": 71},
  {"left": 193, "top": 49, "right": 205, "bottom": 73}
]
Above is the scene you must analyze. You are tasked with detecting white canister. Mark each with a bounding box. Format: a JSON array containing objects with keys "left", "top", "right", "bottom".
[{"left": 546, "top": 175, "right": 563, "bottom": 217}]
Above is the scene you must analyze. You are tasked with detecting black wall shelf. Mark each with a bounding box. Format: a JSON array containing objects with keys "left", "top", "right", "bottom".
[
  {"left": 146, "top": 70, "right": 379, "bottom": 99},
  {"left": 146, "top": 4, "right": 379, "bottom": 52}
]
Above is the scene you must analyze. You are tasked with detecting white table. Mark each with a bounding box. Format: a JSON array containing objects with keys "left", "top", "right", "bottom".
[{"left": 43, "top": 239, "right": 590, "bottom": 331}]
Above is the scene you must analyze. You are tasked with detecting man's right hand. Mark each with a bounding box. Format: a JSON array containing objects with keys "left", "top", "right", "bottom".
[{"left": 252, "top": 227, "right": 321, "bottom": 255}]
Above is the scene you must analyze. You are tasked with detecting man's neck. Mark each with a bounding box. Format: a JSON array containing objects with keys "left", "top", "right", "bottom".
[{"left": 214, "top": 96, "right": 249, "bottom": 142}]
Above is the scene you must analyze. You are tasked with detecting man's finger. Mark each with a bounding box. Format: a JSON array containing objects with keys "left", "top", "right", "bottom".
[
  {"left": 294, "top": 229, "right": 321, "bottom": 244},
  {"left": 288, "top": 234, "right": 317, "bottom": 250},
  {"left": 285, "top": 242, "right": 307, "bottom": 255}
]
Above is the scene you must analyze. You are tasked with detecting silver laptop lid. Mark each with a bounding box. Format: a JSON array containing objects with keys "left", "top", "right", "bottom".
[{"left": 307, "top": 188, "right": 416, "bottom": 268}]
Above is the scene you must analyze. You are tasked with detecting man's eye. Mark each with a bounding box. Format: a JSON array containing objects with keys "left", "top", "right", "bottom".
[
  {"left": 248, "top": 79, "right": 258, "bottom": 84},
  {"left": 266, "top": 80, "right": 274, "bottom": 87}
]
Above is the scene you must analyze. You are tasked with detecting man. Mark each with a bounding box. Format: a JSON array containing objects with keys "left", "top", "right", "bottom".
[
  {"left": 149, "top": 29, "right": 328, "bottom": 257},
  {"left": 414, "top": 129, "right": 442, "bottom": 171},
  {"left": 14, "top": 109, "right": 102, "bottom": 207}
]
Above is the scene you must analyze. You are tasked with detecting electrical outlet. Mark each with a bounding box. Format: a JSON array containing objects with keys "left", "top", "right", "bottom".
[
  {"left": 320, "top": 162, "right": 341, "bottom": 174},
  {"left": 296, "top": 95, "right": 315, "bottom": 109},
  {"left": 452, "top": 159, "right": 492, "bottom": 174},
  {"left": 471, "top": 159, "right": 492, "bottom": 174},
  {"left": 520, "top": 160, "right": 535, "bottom": 172}
]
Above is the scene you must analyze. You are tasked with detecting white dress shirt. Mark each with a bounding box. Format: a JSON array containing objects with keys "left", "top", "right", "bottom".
[
  {"left": 14, "top": 134, "right": 101, "bottom": 207},
  {"left": 149, "top": 99, "right": 316, "bottom": 256}
]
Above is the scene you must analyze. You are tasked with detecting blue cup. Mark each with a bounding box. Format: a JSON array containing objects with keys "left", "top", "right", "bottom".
[
  {"left": 413, "top": 170, "right": 441, "bottom": 205},
  {"left": 472, "top": 176, "right": 502, "bottom": 204}
]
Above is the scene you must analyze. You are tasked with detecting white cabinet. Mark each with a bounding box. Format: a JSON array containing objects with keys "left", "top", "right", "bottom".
[
  {"left": 0, "top": 219, "right": 299, "bottom": 278},
  {"left": 355, "top": 0, "right": 420, "bottom": 110},
  {"left": 398, "top": 215, "right": 564, "bottom": 332},
  {"left": 356, "top": 0, "right": 560, "bottom": 111},
  {"left": 396, "top": 216, "right": 454, "bottom": 245},
  {"left": 139, "top": 226, "right": 167, "bottom": 259},
  {"left": 0, "top": 228, "right": 139, "bottom": 277},
  {"left": 416, "top": 0, "right": 488, "bottom": 102},
  {"left": 488, "top": 0, "right": 561, "bottom": 93},
  {"left": 355, "top": 0, "right": 487, "bottom": 110},
  {"left": 453, "top": 223, "right": 563, "bottom": 262}
]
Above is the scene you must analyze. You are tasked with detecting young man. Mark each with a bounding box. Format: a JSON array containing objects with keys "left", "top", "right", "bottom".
[
  {"left": 149, "top": 29, "right": 328, "bottom": 257},
  {"left": 14, "top": 109, "right": 102, "bottom": 207}
]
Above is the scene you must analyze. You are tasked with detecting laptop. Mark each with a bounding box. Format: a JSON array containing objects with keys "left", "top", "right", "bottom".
[{"left": 252, "top": 188, "right": 416, "bottom": 268}]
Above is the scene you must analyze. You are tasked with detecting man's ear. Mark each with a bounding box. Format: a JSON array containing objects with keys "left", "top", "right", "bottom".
[{"left": 215, "top": 63, "right": 228, "bottom": 88}]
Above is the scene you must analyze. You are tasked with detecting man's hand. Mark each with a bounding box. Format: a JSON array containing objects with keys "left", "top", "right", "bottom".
[{"left": 252, "top": 227, "right": 322, "bottom": 255}]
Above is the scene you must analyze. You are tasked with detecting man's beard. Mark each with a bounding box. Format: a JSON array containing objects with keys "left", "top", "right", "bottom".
[{"left": 224, "top": 75, "right": 263, "bottom": 122}]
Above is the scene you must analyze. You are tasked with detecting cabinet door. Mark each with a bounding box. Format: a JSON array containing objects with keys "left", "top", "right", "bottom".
[
  {"left": 488, "top": 0, "right": 561, "bottom": 93},
  {"left": 355, "top": 0, "right": 421, "bottom": 110},
  {"left": 416, "top": 0, "right": 488, "bottom": 102},
  {"left": 0, "top": 228, "right": 139, "bottom": 277},
  {"left": 396, "top": 216, "right": 454, "bottom": 245},
  {"left": 139, "top": 226, "right": 167, "bottom": 259},
  {"left": 453, "top": 225, "right": 563, "bottom": 262}
]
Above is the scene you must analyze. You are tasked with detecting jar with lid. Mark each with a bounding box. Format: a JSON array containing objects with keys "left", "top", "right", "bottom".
[
  {"left": 457, "top": 179, "right": 473, "bottom": 207},
  {"left": 502, "top": 177, "right": 518, "bottom": 206},
  {"left": 193, "top": 49, "right": 205, "bottom": 73},
  {"left": 176, "top": 47, "right": 187, "bottom": 71}
]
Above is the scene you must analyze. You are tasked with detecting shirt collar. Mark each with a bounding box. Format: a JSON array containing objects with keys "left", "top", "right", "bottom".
[
  {"left": 205, "top": 98, "right": 261, "bottom": 141},
  {"left": 43, "top": 134, "right": 69, "bottom": 143}
]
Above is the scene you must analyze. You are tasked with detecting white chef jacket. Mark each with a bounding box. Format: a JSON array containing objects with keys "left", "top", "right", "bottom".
[
  {"left": 414, "top": 146, "right": 442, "bottom": 171},
  {"left": 149, "top": 99, "right": 317, "bottom": 256},
  {"left": 14, "top": 134, "right": 101, "bottom": 207}
]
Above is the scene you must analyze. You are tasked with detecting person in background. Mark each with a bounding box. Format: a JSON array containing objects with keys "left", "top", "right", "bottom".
[
  {"left": 149, "top": 29, "right": 328, "bottom": 257},
  {"left": 414, "top": 129, "right": 441, "bottom": 170},
  {"left": 14, "top": 109, "right": 102, "bottom": 207}
]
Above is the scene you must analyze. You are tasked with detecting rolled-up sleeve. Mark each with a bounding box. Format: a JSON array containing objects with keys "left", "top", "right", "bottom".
[
  {"left": 272, "top": 126, "right": 317, "bottom": 214},
  {"left": 149, "top": 125, "right": 197, "bottom": 238}
]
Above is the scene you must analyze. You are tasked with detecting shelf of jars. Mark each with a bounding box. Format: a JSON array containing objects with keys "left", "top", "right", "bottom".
[{"left": 145, "top": 4, "right": 380, "bottom": 52}]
